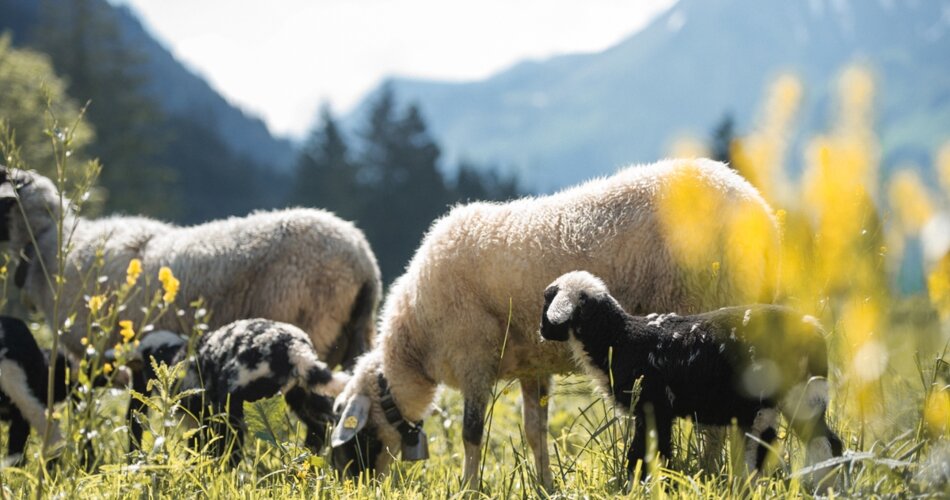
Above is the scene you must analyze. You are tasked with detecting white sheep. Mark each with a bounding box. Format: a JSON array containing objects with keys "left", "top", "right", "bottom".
[
  {"left": 329, "top": 158, "right": 780, "bottom": 488},
  {"left": 540, "top": 271, "right": 842, "bottom": 485},
  {"left": 0, "top": 167, "right": 382, "bottom": 370}
]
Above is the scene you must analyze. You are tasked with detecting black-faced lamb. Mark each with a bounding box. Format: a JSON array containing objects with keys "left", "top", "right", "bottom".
[
  {"left": 539, "top": 271, "right": 843, "bottom": 482},
  {"left": 127, "top": 320, "right": 349, "bottom": 465},
  {"left": 0, "top": 166, "right": 381, "bottom": 370},
  {"left": 0, "top": 316, "right": 70, "bottom": 467},
  {"left": 330, "top": 158, "right": 781, "bottom": 487}
]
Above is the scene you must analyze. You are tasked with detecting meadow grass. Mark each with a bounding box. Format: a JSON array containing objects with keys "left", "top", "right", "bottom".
[{"left": 0, "top": 306, "right": 946, "bottom": 500}]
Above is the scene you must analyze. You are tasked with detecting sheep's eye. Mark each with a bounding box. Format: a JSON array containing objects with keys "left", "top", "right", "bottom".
[
  {"left": 578, "top": 291, "right": 589, "bottom": 302},
  {"left": 543, "top": 286, "right": 558, "bottom": 301}
]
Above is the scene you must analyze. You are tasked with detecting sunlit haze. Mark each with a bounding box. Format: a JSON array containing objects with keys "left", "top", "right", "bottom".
[{"left": 110, "top": 0, "right": 675, "bottom": 138}]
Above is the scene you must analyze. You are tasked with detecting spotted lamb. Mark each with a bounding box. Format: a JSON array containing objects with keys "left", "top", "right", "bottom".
[
  {"left": 540, "top": 271, "right": 843, "bottom": 484},
  {"left": 149, "top": 320, "right": 349, "bottom": 464}
]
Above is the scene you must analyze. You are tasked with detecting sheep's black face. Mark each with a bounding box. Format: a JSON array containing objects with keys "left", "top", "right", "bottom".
[
  {"left": 331, "top": 425, "right": 385, "bottom": 479},
  {"left": 540, "top": 285, "right": 572, "bottom": 341},
  {"left": 0, "top": 167, "right": 25, "bottom": 242},
  {"left": 283, "top": 387, "right": 336, "bottom": 452}
]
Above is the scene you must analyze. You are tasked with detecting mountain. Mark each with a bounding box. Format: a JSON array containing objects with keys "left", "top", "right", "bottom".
[
  {"left": 107, "top": 3, "right": 296, "bottom": 172},
  {"left": 0, "top": 0, "right": 295, "bottom": 173},
  {"left": 350, "top": 0, "right": 950, "bottom": 192}
]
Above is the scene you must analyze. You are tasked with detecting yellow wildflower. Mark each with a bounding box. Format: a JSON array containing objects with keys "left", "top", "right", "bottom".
[
  {"left": 80, "top": 337, "right": 89, "bottom": 346},
  {"left": 924, "top": 390, "right": 950, "bottom": 437},
  {"left": 929, "top": 254, "right": 950, "bottom": 320},
  {"left": 126, "top": 259, "right": 142, "bottom": 286},
  {"left": 119, "top": 320, "right": 135, "bottom": 343},
  {"left": 103, "top": 363, "right": 113, "bottom": 374},
  {"left": 87, "top": 294, "right": 106, "bottom": 314},
  {"left": 158, "top": 266, "right": 180, "bottom": 304}
]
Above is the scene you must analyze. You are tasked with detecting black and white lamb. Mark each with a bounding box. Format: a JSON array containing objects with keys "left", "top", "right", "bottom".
[
  {"left": 540, "top": 271, "right": 843, "bottom": 480},
  {"left": 0, "top": 316, "right": 70, "bottom": 467},
  {"left": 127, "top": 320, "right": 349, "bottom": 464}
]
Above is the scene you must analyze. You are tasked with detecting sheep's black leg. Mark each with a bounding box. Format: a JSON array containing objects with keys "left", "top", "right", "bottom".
[
  {"left": 6, "top": 410, "right": 30, "bottom": 466},
  {"left": 284, "top": 387, "right": 332, "bottom": 452},
  {"left": 654, "top": 409, "right": 673, "bottom": 461},
  {"left": 127, "top": 368, "right": 149, "bottom": 452},
  {"left": 520, "top": 376, "right": 553, "bottom": 490},
  {"left": 226, "top": 397, "right": 246, "bottom": 467},
  {"left": 462, "top": 394, "right": 488, "bottom": 489},
  {"left": 627, "top": 404, "right": 669, "bottom": 476},
  {"left": 627, "top": 409, "right": 648, "bottom": 474}
]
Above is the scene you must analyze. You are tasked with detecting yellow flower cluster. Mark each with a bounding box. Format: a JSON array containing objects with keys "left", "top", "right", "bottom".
[
  {"left": 119, "top": 320, "right": 135, "bottom": 343},
  {"left": 929, "top": 253, "right": 950, "bottom": 321},
  {"left": 126, "top": 258, "right": 142, "bottom": 286},
  {"left": 158, "top": 266, "right": 180, "bottom": 304},
  {"left": 888, "top": 169, "right": 934, "bottom": 234},
  {"left": 87, "top": 294, "right": 106, "bottom": 313},
  {"left": 728, "top": 65, "right": 902, "bottom": 425}
]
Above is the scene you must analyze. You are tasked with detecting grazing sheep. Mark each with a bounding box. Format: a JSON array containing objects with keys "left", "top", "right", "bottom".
[
  {"left": 0, "top": 316, "right": 70, "bottom": 467},
  {"left": 330, "top": 158, "right": 780, "bottom": 487},
  {"left": 540, "top": 271, "right": 843, "bottom": 482},
  {"left": 152, "top": 320, "right": 349, "bottom": 464},
  {"left": 0, "top": 166, "right": 381, "bottom": 370}
]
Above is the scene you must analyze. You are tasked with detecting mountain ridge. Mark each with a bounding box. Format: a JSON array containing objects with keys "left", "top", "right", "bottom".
[{"left": 350, "top": 0, "right": 950, "bottom": 192}]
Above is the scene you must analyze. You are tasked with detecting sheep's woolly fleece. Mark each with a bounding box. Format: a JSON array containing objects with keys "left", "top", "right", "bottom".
[{"left": 1, "top": 168, "right": 381, "bottom": 368}]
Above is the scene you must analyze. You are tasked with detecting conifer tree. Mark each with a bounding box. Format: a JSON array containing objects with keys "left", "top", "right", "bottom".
[
  {"left": 357, "top": 84, "right": 451, "bottom": 282},
  {"left": 35, "top": 0, "right": 176, "bottom": 216},
  {"left": 292, "top": 105, "right": 360, "bottom": 220}
]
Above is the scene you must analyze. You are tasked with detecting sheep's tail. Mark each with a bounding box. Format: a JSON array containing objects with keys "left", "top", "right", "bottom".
[{"left": 340, "top": 280, "right": 379, "bottom": 369}]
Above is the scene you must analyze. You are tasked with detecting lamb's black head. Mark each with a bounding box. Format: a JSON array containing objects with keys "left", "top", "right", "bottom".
[
  {"left": 540, "top": 271, "right": 612, "bottom": 342},
  {"left": 104, "top": 330, "right": 187, "bottom": 387}
]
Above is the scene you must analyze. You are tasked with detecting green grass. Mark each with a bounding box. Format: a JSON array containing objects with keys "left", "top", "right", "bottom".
[{"left": 1, "top": 301, "right": 948, "bottom": 499}]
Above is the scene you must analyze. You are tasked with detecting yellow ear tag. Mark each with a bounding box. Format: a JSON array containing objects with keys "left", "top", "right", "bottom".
[
  {"left": 539, "top": 395, "right": 549, "bottom": 408},
  {"left": 344, "top": 415, "right": 359, "bottom": 429}
]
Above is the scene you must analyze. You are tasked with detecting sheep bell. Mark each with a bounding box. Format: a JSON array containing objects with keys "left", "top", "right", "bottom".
[{"left": 401, "top": 429, "right": 429, "bottom": 461}]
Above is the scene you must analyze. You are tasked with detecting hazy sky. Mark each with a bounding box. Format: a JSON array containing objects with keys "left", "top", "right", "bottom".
[{"left": 112, "top": 0, "right": 675, "bottom": 138}]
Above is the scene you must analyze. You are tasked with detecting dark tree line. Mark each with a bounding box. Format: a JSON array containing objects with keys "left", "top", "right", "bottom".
[{"left": 291, "top": 84, "right": 521, "bottom": 283}]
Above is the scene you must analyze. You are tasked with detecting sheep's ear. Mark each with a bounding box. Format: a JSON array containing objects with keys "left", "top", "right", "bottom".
[
  {"left": 545, "top": 290, "right": 576, "bottom": 325},
  {"left": 331, "top": 394, "right": 371, "bottom": 447}
]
